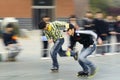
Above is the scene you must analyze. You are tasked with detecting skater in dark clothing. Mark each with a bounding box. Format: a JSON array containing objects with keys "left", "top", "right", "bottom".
[
  {"left": 2, "top": 23, "right": 22, "bottom": 61},
  {"left": 65, "top": 25, "right": 97, "bottom": 77},
  {"left": 68, "top": 15, "right": 81, "bottom": 52}
]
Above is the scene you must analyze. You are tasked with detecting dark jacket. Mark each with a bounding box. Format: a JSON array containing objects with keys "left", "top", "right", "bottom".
[
  {"left": 2, "top": 32, "right": 17, "bottom": 46},
  {"left": 69, "top": 31, "right": 95, "bottom": 49},
  {"left": 105, "top": 20, "right": 116, "bottom": 35},
  {"left": 82, "top": 18, "right": 95, "bottom": 31},
  {"left": 93, "top": 19, "right": 108, "bottom": 40},
  {"left": 115, "top": 21, "right": 120, "bottom": 33}
]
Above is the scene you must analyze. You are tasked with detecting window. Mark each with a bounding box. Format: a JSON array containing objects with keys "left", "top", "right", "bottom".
[{"left": 33, "top": 0, "right": 54, "bottom": 6}]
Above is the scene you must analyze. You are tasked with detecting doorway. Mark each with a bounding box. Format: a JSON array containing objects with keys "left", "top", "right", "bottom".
[{"left": 32, "top": 9, "right": 54, "bottom": 29}]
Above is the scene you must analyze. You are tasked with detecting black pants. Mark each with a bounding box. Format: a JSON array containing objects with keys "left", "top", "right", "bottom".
[
  {"left": 116, "top": 35, "right": 120, "bottom": 42},
  {"left": 42, "top": 41, "right": 48, "bottom": 57},
  {"left": 116, "top": 35, "right": 120, "bottom": 52}
]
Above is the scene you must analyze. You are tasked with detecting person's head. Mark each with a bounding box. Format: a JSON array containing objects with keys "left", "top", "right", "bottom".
[
  {"left": 5, "top": 23, "right": 14, "bottom": 32},
  {"left": 116, "top": 15, "right": 120, "bottom": 21},
  {"left": 85, "top": 11, "right": 93, "bottom": 19},
  {"left": 38, "top": 21, "right": 49, "bottom": 30},
  {"left": 42, "top": 16, "right": 51, "bottom": 23},
  {"left": 95, "top": 12, "right": 104, "bottom": 19},
  {"left": 66, "top": 24, "right": 75, "bottom": 36},
  {"left": 106, "top": 15, "right": 114, "bottom": 20},
  {"left": 69, "top": 15, "right": 80, "bottom": 29},
  {"left": 69, "top": 15, "right": 77, "bottom": 22}
]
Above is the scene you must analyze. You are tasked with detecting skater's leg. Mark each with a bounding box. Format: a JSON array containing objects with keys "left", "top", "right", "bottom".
[
  {"left": 57, "top": 47, "right": 78, "bottom": 61},
  {"left": 7, "top": 48, "right": 16, "bottom": 61},
  {"left": 50, "top": 38, "right": 64, "bottom": 68},
  {"left": 78, "top": 48, "right": 89, "bottom": 73},
  {"left": 13, "top": 45, "right": 21, "bottom": 58},
  {"left": 78, "top": 44, "right": 96, "bottom": 75},
  {"left": 79, "top": 60, "right": 89, "bottom": 73},
  {"left": 58, "top": 47, "right": 66, "bottom": 57},
  {"left": 58, "top": 47, "right": 76, "bottom": 57},
  {"left": 8, "top": 51, "right": 14, "bottom": 59},
  {"left": 42, "top": 41, "right": 48, "bottom": 57},
  {"left": 8, "top": 45, "right": 20, "bottom": 59}
]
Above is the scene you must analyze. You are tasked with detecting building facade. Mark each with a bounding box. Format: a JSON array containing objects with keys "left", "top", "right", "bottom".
[{"left": 0, "top": 0, "right": 89, "bottom": 29}]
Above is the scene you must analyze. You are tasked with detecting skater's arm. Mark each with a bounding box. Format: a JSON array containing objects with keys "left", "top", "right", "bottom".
[
  {"left": 44, "top": 32, "right": 54, "bottom": 43},
  {"left": 3, "top": 37, "right": 8, "bottom": 46},
  {"left": 2, "top": 33, "right": 17, "bottom": 46},
  {"left": 69, "top": 37, "right": 76, "bottom": 50},
  {"left": 75, "top": 30, "right": 97, "bottom": 40},
  {"left": 53, "top": 21, "right": 69, "bottom": 29},
  {"left": 44, "top": 33, "right": 51, "bottom": 40},
  {"left": 69, "top": 42, "right": 76, "bottom": 50}
]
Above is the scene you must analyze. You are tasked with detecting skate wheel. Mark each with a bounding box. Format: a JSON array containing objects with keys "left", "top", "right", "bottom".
[
  {"left": 51, "top": 69, "right": 59, "bottom": 73},
  {"left": 77, "top": 74, "right": 88, "bottom": 78}
]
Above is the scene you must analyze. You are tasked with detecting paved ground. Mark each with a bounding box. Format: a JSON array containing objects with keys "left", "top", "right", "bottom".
[
  {"left": 0, "top": 30, "right": 120, "bottom": 80},
  {"left": 0, "top": 55, "right": 120, "bottom": 80}
]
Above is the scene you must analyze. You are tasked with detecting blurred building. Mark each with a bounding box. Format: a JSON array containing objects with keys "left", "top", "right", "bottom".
[{"left": 0, "top": 0, "right": 89, "bottom": 29}]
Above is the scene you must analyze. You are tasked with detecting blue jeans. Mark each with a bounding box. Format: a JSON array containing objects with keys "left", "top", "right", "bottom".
[
  {"left": 50, "top": 38, "right": 67, "bottom": 68},
  {"left": 78, "top": 44, "right": 96, "bottom": 73}
]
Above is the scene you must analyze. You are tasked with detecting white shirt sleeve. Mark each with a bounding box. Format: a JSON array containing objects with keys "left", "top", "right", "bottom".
[{"left": 75, "top": 30, "right": 97, "bottom": 40}]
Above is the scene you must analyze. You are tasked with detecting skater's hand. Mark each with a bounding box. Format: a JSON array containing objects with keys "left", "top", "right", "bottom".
[
  {"left": 67, "top": 48, "right": 71, "bottom": 51},
  {"left": 48, "top": 39, "right": 53, "bottom": 43},
  {"left": 101, "top": 34, "right": 107, "bottom": 36},
  {"left": 109, "top": 31, "right": 117, "bottom": 35},
  {"left": 97, "top": 37, "right": 103, "bottom": 45},
  {"left": 8, "top": 44, "right": 13, "bottom": 47},
  {"left": 12, "top": 35, "right": 18, "bottom": 40},
  {"left": 17, "top": 43, "right": 21, "bottom": 46}
]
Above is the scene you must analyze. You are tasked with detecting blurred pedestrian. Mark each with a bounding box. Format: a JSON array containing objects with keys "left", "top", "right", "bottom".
[
  {"left": 39, "top": 16, "right": 51, "bottom": 59},
  {"left": 2, "top": 23, "right": 22, "bottom": 61},
  {"left": 82, "top": 11, "right": 95, "bottom": 31},
  {"left": 105, "top": 15, "right": 116, "bottom": 53},
  {"left": 115, "top": 15, "right": 120, "bottom": 52},
  {"left": 69, "top": 15, "right": 80, "bottom": 30},
  {"left": 93, "top": 12, "right": 108, "bottom": 54}
]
